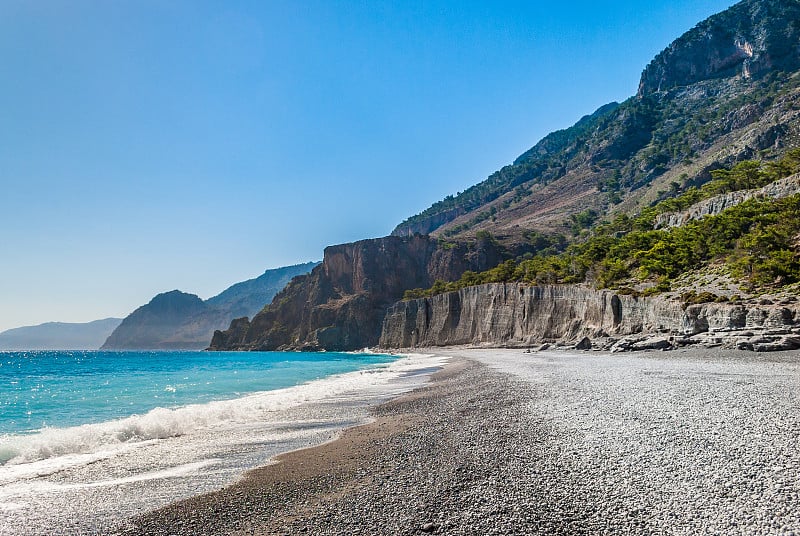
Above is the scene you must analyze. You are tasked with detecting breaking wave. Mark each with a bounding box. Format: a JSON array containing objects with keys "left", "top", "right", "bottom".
[{"left": 0, "top": 353, "right": 440, "bottom": 469}]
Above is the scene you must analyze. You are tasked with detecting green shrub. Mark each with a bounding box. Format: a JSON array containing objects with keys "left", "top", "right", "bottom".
[{"left": 405, "top": 153, "right": 800, "bottom": 299}]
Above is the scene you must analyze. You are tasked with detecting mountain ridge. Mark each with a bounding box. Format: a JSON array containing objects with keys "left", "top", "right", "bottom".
[
  {"left": 393, "top": 0, "right": 800, "bottom": 243},
  {"left": 0, "top": 318, "right": 122, "bottom": 350},
  {"left": 102, "top": 262, "right": 319, "bottom": 350}
]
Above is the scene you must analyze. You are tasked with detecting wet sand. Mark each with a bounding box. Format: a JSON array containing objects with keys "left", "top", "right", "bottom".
[{"left": 118, "top": 348, "right": 800, "bottom": 535}]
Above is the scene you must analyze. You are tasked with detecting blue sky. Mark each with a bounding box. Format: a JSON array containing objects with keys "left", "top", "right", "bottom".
[{"left": 0, "top": 0, "right": 735, "bottom": 331}]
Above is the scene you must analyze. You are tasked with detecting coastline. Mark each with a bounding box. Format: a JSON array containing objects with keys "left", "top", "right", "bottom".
[
  {"left": 0, "top": 352, "right": 445, "bottom": 536},
  {"left": 118, "top": 346, "right": 800, "bottom": 535},
  {"left": 115, "top": 359, "right": 468, "bottom": 536}
]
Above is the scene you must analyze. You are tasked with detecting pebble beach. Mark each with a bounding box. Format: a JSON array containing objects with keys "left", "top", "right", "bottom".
[{"left": 118, "top": 348, "right": 800, "bottom": 535}]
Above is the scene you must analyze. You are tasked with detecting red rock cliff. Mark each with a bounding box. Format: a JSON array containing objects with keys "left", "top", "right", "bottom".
[{"left": 209, "top": 235, "right": 507, "bottom": 351}]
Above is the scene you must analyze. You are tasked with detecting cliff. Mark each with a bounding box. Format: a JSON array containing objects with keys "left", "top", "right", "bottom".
[
  {"left": 209, "top": 235, "right": 512, "bottom": 351},
  {"left": 379, "top": 283, "right": 800, "bottom": 351},
  {"left": 638, "top": 0, "right": 800, "bottom": 96},
  {"left": 655, "top": 172, "right": 800, "bottom": 228},
  {"left": 102, "top": 262, "right": 318, "bottom": 350},
  {"left": 380, "top": 284, "right": 672, "bottom": 347}
]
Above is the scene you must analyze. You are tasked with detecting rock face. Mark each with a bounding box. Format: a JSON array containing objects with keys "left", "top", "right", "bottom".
[
  {"left": 209, "top": 236, "right": 510, "bottom": 351},
  {"left": 102, "top": 262, "right": 318, "bottom": 350},
  {"left": 655, "top": 172, "right": 800, "bottom": 228},
  {"left": 378, "top": 283, "right": 800, "bottom": 350},
  {"left": 379, "top": 284, "right": 673, "bottom": 348},
  {"left": 0, "top": 318, "right": 122, "bottom": 351},
  {"left": 638, "top": 0, "right": 800, "bottom": 96}
]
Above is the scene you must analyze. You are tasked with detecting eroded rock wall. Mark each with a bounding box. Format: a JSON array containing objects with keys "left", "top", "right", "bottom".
[
  {"left": 209, "top": 235, "right": 510, "bottom": 351},
  {"left": 379, "top": 283, "right": 800, "bottom": 349},
  {"left": 655, "top": 173, "right": 800, "bottom": 228},
  {"left": 638, "top": 0, "right": 800, "bottom": 96}
]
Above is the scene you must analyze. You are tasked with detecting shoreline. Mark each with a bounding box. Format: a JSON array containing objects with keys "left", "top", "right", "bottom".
[
  {"left": 0, "top": 352, "right": 445, "bottom": 536},
  {"left": 118, "top": 347, "right": 800, "bottom": 535},
  {"left": 115, "top": 358, "right": 468, "bottom": 535}
]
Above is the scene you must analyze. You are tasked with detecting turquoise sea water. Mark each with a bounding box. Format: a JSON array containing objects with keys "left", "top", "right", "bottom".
[
  {"left": 0, "top": 350, "right": 396, "bottom": 436},
  {"left": 0, "top": 349, "right": 443, "bottom": 535}
]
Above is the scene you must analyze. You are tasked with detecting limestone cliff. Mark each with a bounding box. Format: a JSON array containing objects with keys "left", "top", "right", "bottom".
[
  {"left": 379, "top": 284, "right": 672, "bottom": 348},
  {"left": 638, "top": 0, "right": 800, "bottom": 96},
  {"left": 379, "top": 283, "right": 800, "bottom": 350},
  {"left": 209, "top": 236, "right": 512, "bottom": 351},
  {"left": 655, "top": 172, "right": 800, "bottom": 228}
]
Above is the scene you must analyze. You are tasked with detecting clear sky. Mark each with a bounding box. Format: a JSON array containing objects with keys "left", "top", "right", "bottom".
[{"left": 0, "top": 0, "right": 735, "bottom": 332}]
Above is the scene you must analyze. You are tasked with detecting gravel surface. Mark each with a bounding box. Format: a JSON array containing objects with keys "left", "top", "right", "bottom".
[{"left": 120, "top": 348, "right": 800, "bottom": 535}]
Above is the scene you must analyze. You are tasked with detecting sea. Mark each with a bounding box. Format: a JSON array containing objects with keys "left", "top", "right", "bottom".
[{"left": 0, "top": 349, "right": 445, "bottom": 535}]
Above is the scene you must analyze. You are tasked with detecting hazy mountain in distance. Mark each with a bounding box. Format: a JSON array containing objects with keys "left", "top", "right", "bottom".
[
  {"left": 101, "top": 262, "right": 319, "bottom": 350},
  {"left": 0, "top": 318, "right": 123, "bottom": 350}
]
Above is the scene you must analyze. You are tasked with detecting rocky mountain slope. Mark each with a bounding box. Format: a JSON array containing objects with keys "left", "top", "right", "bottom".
[
  {"left": 213, "top": 0, "right": 800, "bottom": 352},
  {"left": 638, "top": 0, "right": 800, "bottom": 95},
  {"left": 102, "top": 262, "right": 318, "bottom": 350},
  {"left": 654, "top": 171, "right": 800, "bottom": 228},
  {"left": 393, "top": 0, "right": 800, "bottom": 244},
  {"left": 0, "top": 318, "right": 122, "bottom": 350}
]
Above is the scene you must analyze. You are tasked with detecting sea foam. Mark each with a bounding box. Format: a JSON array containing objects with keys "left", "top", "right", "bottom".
[
  {"left": 0, "top": 352, "right": 444, "bottom": 536},
  {"left": 0, "top": 353, "right": 441, "bottom": 471}
]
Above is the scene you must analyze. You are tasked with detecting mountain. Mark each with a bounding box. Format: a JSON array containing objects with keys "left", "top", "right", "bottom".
[
  {"left": 213, "top": 0, "right": 800, "bottom": 352},
  {"left": 0, "top": 318, "right": 122, "bottom": 350},
  {"left": 101, "top": 291, "right": 215, "bottom": 350},
  {"left": 102, "top": 262, "right": 318, "bottom": 350},
  {"left": 393, "top": 0, "right": 800, "bottom": 243},
  {"left": 205, "top": 262, "right": 320, "bottom": 319},
  {"left": 638, "top": 0, "right": 800, "bottom": 95}
]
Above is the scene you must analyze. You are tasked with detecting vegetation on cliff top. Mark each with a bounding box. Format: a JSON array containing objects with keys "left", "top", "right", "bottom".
[{"left": 403, "top": 150, "right": 800, "bottom": 300}]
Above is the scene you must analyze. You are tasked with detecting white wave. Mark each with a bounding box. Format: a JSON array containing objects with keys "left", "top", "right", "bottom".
[{"left": 0, "top": 353, "right": 444, "bottom": 471}]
